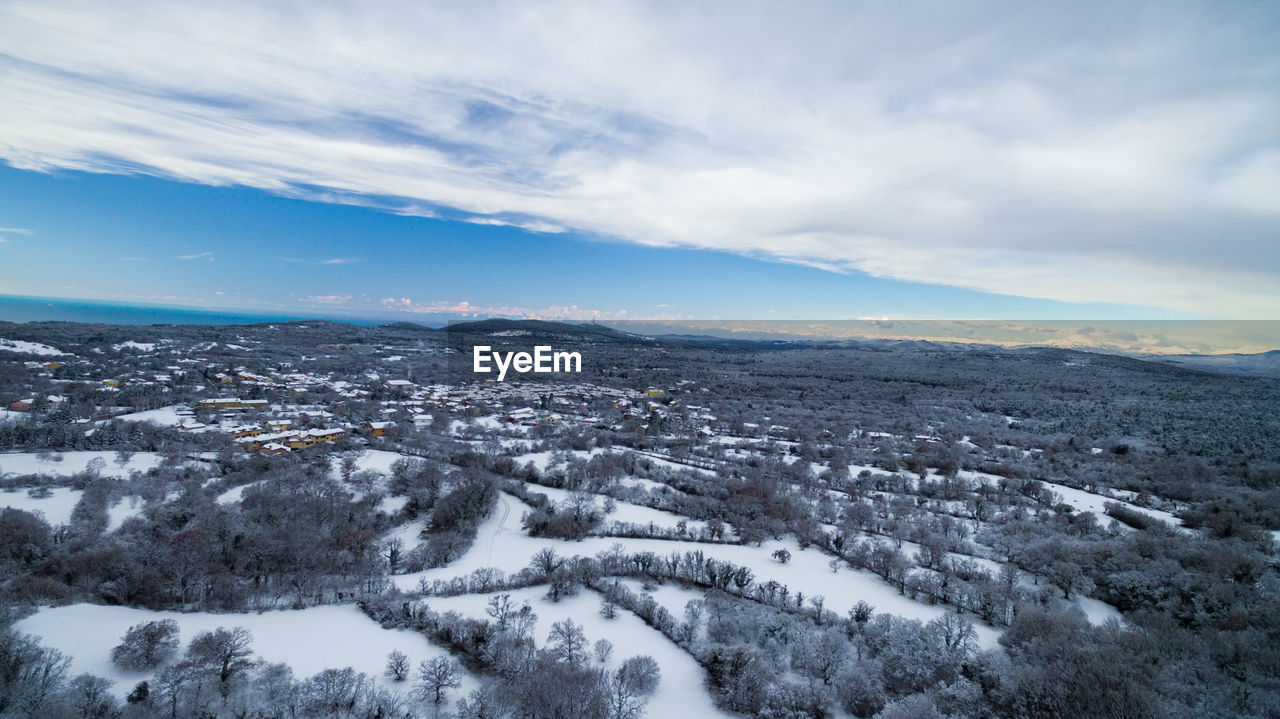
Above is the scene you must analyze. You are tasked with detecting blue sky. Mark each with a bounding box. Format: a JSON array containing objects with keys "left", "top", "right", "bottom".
[
  {"left": 1, "top": 2, "right": 1277, "bottom": 320},
  {"left": 1, "top": 165, "right": 1174, "bottom": 321}
]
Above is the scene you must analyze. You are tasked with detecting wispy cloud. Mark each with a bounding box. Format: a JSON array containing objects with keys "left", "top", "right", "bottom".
[
  {"left": 0, "top": 226, "right": 34, "bottom": 245},
  {"left": 381, "top": 296, "right": 631, "bottom": 321},
  {"left": 279, "top": 256, "right": 360, "bottom": 265},
  {"left": 464, "top": 217, "right": 566, "bottom": 234},
  {"left": 301, "top": 294, "right": 353, "bottom": 305},
  {"left": 176, "top": 251, "right": 214, "bottom": 261},
  {"left": 2, "top": 2, "right": 1278, "bottom": 314}
]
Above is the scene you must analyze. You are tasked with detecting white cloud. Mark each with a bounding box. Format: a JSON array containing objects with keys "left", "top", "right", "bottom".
[
  {"left": 380, "top": 297, "right": 630, "bottom": 321},
  {"left": 176, "top": 251, "right": 214, "bottom": 261},
  {"left": 1, "top": 1, "right": 1278, "bottom": 315},
  {"left": 301, "top": 294, "right": 353, "bottom": 305},
  {"left": 279, "top": 256, "right": 360, "bottom": 265},
  {"left": 0, "top": 226, "right": 35, "bottom": 245}
]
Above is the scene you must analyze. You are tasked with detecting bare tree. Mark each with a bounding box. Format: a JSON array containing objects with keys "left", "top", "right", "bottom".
[
  {"left": 416, "top": 656, "right": 461, "bottom": 711},
  {"left": 385, "top": 650, "right": 410, "bottom": 681},
  {"left": 186, "top": 627, "right": 254, "bottom": 694},
  {"left": 593, "top": 639, "right": 614, "bottom": 666},
  {"left": 111, "top": 619, "right": 180, "bottom": 670},
  {"left": 548, "top": 619, "right": 589, "bottom": 668},
  {"left": 607, "top": 655, "right": 661, "bottom": 719}
]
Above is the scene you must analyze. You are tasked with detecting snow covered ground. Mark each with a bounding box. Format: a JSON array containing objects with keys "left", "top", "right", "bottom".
[
  {"left": 449, "top": 415, "right": 513, "bottom": 436},
  {"left": 329, "top": 449, "right": 416, "bottom": 481},
  {"left": 111, "top": 341, "right": 159, "bottom": 352},
  {"left": 631, "top": 452, "right": 718, "bottom": 476},
  {"left": 377, "top": 495, "right": 410, "bottom": 515},
  {"left": 616, "top": 578, "right": 706, "bottom": 621},
  {"left": 616, "top": 476, "right": 672, "bottom": 492},
  {"left": 1076, "top": 596, "right": 1123, "bottom": 625},
  {"left": 523, "top": 483, "right": 720, "bottom": 533},
  {"left": 512, "top": 448, "right": 610, "bottom": 474},
  {"left": 383, "top": 518, "right": 429, "bottom": 551},
  {"left": 109, "top": 405, "right": 186, "bottom": 427},
  {"left": 0, "top": 451, "right": 163, "bottom": 479},
  {"left": 422, "top": 587, "right": 734, "bottom": 718},
  {"left": 1, "top": 486, "right": 83, "bottom": 525},
  {"left": 0, "top": 338, "right": 66, "bottom": 356},
  {"left": 14, "top": 603, "right": 480, "bottom": 704},
  {"left": 105, "top": 497, "right": 144, "bottom": 531},
  {"left": 514, "top": 446, "right": 717, "bottom": 479},
  {"left": 1040, "top": 480, "right": 1181, "bottom": 526},
  {"left": 954, "top": 469, "right": 1182, "bottom": 528},
  {"left": 215, "top": 482, "right": 259, "bottom": 506},
  {"left": 393, "top": 493, "right": 1002, "bottom": 648}
]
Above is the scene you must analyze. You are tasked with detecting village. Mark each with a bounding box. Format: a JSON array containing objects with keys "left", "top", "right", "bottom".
[{"left": 1, "top": 327, "right": 709, "bottom": 459}]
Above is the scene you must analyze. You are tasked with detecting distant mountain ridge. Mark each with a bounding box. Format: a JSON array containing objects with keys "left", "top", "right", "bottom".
[
  {"left": 435, "top": 319, "right": 1280, "bottom": 378},
  {"left": 1137, "top": 349, "right": 1280, "bottom": 378},
  {"left": 442, "top": 319, "right": 653, "bottom": 344}
]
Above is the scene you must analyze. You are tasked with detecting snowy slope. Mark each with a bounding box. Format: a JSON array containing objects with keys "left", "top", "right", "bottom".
[
  {"left": 1, "top": 486, "right": 83, "bottom": 525},
  {"left": 14, "top": 603, "right": 480, "bottom": 703},
  {"left": 0, "top": 338, "right": 66, "bottom": 356},
  {"left": 0, "top": 451, "right": 163, "bottom": 479},
  {"left": 110, "top": 406, "right": 186, "bottom": 427},
  {"left": 423, "top": 588, "right": 734, "bottom": 719},
  {"left": 393, "top": 493, "right": 1002, "bottom": 648}
]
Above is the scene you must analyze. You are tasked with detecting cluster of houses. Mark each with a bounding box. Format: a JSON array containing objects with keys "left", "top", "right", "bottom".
[
  {"left": 197, "top": 397, "right": 270, "bottom": 411},
  {"left": 8, "top": 395, "right": 65, "bottom": 412},
  {"left": 7, "top": 333, "right": 726, "bottom": 448},
  {"left": 234, "top": 426, "right": 347, "bottom": 454},
  {"left": 186, "top": 397, "right": 398, "bottom": 454}
]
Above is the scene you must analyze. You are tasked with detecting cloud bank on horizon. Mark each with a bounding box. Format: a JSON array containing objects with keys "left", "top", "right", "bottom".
[
  {"left": 605, "top": 320, "right": 1280, "bottom": 356},
  {"left": 1, "top": 1, "right": 1277, "bottom": 316}
]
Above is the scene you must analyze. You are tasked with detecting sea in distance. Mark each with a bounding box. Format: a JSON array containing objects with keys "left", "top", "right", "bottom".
[{"left": 0, "top": 295, "right": 378, "bottom": 326}]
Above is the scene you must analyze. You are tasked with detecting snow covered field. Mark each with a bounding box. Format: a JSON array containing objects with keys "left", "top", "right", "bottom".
[
  {"left": 106, "top": 496, "right": 144, "bottom": 531},
  {"left": 215, "top": 482, "right": 259, "bottom": 505},
  {"left": 393, "top": 493, "right": 1003, "bottom": 648},
  {"left": 617, "top": 578, "right": 706, "bottom": 621},
  {"left": 2, "top": 447, "right": 1141, "bottom": 712},
  {"left": 112, "top": 341, "right": 160, "bottom": 352},
  {"left": 1076, "top": 596, "right": 1123, "bottom": 625},
  {"left": 422, "top": 588, "right": 734, "bottom": 718},
  {"left": 1, "top": 486, "right": 83, "bottom": 525},
  {"left": 109, "top": 405, "right": 186, "bottom": 427},
  {"left": 14, "top": 603, "right": 480, "bottom": 703},
  {"left": 0, "top": 338, "right": 66, "bottom": 356},
  {"left": 0, "top": 451, "right": 163, "bottom": 479},
  {"left": 1040, "top": 480, "right": 1181, "bottom": 526},
  {"left": 953, "top": 469, "right": 1183, "bottom": 528},
  {"left": 328, "top": 449, "right": 423, "bottom": 485},
  {"left": 383, "top": 518, "right": 430, "bottom": 551},
  {"left": 511, "top": 448, "right": 611, "bottom": 474},
  {"left": 616, "top": 476, "right": 672, "bottom": 492},
  {"left": 523, "top": 483, "right": 721, "bottom": 533},
  {"left": 377, "top": 495, "right": 410, "bottom": 514}
]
